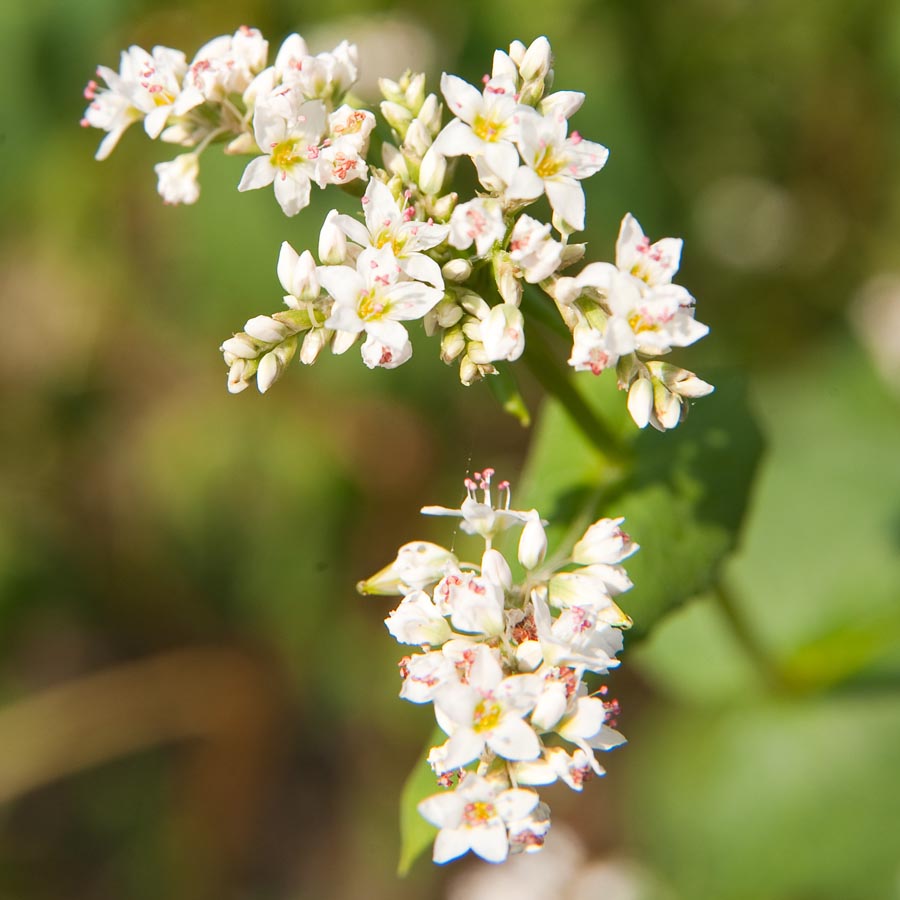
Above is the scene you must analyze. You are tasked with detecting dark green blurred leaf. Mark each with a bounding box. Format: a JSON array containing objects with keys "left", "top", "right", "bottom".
[{"left": 521, "top": 371, "right": 764, "bottom": 637}]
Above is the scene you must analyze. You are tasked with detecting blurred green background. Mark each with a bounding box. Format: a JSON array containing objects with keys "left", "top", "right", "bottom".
[{"left": 2, "top": 0, "right": 900, "bottom": 897}]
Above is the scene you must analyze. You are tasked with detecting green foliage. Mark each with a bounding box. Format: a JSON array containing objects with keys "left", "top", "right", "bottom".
[
  {"left": 520, "top": 370, "right": 764, "bottom": 637},
  {"left": 396, "top": 728, "right": 441, "bottom": 877}
]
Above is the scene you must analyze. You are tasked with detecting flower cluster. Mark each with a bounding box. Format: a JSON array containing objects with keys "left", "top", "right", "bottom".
[
  {"left": 82, "top": 27, "right": 371, "bottom": 211},
  {"left": 86, "top": 31, "right": 712, "bottom": 430},
  {"left": 359, "top": 470, "right": 636, "bottom": 864}
]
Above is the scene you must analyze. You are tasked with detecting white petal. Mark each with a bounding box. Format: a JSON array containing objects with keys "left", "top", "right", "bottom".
[
  {"left": 545, "top": 178, "right": 585, "bottom": 232},
  {"left": 433, "top": 827, "right": 472, "bottom": 864},
  {"left": 238, "top": 155, "right": 275, "bottom": 191},
  {"left": 487, "top": 717, "right": 541, "bottom": 761},
  {"left": 470, "top": 822, "right": 509, "bottom": 863}
]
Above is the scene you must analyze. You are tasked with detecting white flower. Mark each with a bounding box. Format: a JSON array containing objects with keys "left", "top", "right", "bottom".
[
  {"left": 319, "top": 208, "right": 348, "bottom": 264},
  {"left": 327, "top": 104, "right": 376, "bottom": 153},
  {"left": 360, "top": 333, "right": 414, "bottom": 369},
  {"left": 432, "top": 650, "right": 542, "bottom": 770},
  {"left": 238, "top": 96, "right": 327, "bottom": 216},
  {"left": 572, "top": 517, "right": 638, "bottom": 566},
  {"left": 556, "top": 696, "right": 626, "bottom": 759},
  {"left": 448, "top": 198, "right": 507, "bottom": 257},
  {"left": 282, "top": 40, "right": 359, "bottom": 103},
  {"left": 421, "top": 468, "right": 531, "bottom": 545},
  {"left": 616, "top": 212, "right": 683, "bottom": 286},
  {"left": 481, "top": 304, "right": 525, "bottom": 362},
  {"left": 320, "top": 245, "right": 443, "bottom": 358},
  {"left": 82, "top": 45, "right": 187, "bottom": 159},
  {"left": 418, "top": 773, "right": 539, "bottom": 864},
  {"left": 434, "top": 569, "right": 505, "bottom": 637},
  {"left": 434, "top": 72, "right": 525, "bottom": 185},
  {"left": 180, "top": 26, "right": 268, "bottom": 110},
  {"left": 400, "top": 651, "right": 459, "bottom": 704},
  {"left": 510, "top": 113, "right": 609, "bottom": 232},
  {"left": 332, "top": 179, "right": 449, "bottom": 288},
  {"left": 568, "top": 320, "right": 614, "bottom": 375},
  {"left": 507, "top": 214, "right": 565, "bottom": 283},
  {"left": 154, "top": 153, "right": 199, "bottom": 205},
  {"left": 386, "top": 591, "right": 452, "bottom": 646}
]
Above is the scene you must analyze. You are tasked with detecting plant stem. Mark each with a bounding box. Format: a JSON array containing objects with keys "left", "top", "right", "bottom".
[{"left": 522, "top": 324, "right": 631, "bottom": 464}]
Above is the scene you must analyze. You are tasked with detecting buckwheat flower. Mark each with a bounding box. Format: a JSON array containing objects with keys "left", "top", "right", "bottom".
[
  {"left": 431, "top": 651, "right": 542, "bottom": 771},
  {"left": 434, "top": 569, "right": 506, "bottom": 637},
  {"left": 400, "top": 651, "right": 459, "bottom": 704},
  {"left": 385, "top": 590, "right": 453, "bottom": 646},
  {"left": 480, "top": 304, "right": 525, "bottom": 363},
  {"left": 616, "top": 212, "right": 683, "bottom": 287},
  {"left": 418, "top": 773, "right": 539, "bottom": 864},
  {"left": 83, "top": 45, "right": 187, "bottom": 159},
  {"left": 327, "top": 105, "right": 376, "bottom": 153},
  {"left": 529, "top": 592, "right": 624, "bottom": 674},
  {"left": 507, "top": 214, "right": 566, "bottom": 283},
  {"left": 421, "top": 469, "right": 531, "bottom": 545},
  {"left": 179, "top": 26, "right": 268, "bottom": 110},
  {"left": 434, "top": 72, "right": 525, "bottom": 185},
  {"left": 319, "top": 209, "right": 349, "bottom": 265},
  {"left": 511, "top": 113, "right": 609, "bottom": 232},
  {"left": 332, "top": 179, "right": 449, "bottom": 289},
  {"left": 448, "top": 198, "right": 507, "bottom": 257},
  {"left": 568, "top": 320, "right": 614, "bottom": 375},
  {"left": 154, "top": 153, "right": 200, "bottom": 205},
  {"left": 572, "top": 517, "right": 639, "bottom": 567},
  {"left": 238, "top": 96, "right": 327, "bottom": 216},
  {"left": 556, "top": 696, "right": 626, "bottom": 759},
  {"left": 320, "top": 245, "right": 443, "bottom": 359},
  {"left": 284, "top": 40, "right": 359, "bottom": 105}
]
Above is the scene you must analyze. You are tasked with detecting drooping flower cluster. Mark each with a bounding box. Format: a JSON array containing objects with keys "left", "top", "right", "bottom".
[
  {"left": 82, "top": 27, "right": 371, "bottom": 211},
  {"left": 359, "top": 470, "right": 636, "bottom": 864},
  {"left": 85, "top": 32, "right": 712, "bottom": 430}
]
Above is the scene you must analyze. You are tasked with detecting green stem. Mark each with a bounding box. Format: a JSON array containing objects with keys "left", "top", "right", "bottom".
[{"left": 522, "top": 324, "right": 631, "bottom": 464}]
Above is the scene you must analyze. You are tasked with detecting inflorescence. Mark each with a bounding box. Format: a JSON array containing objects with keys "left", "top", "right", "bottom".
[
  {"left": 358, "top": 469, "right": 636, "bottom": 864},
  {"left": 84, "top": 30, "right": 713, "bottom": 431}
]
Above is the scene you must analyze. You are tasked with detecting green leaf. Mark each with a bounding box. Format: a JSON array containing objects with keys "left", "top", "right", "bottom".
[
  {"left": 520, "top": 370, "right": 764, "bottom": 637},
  {"left": 396, "top": 727, "right": 442, "bottom": 877}
]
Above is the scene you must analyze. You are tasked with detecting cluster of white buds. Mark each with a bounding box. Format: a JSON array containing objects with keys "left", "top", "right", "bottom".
[
  {"left": 85, "top": 31, "right": 712, "bottom": 428},
  {"left": 359, "top": 470, "right": 636, "bottom": 864},
  {"left": 82, "top": 27, "right": 371, "bottom": 212}
]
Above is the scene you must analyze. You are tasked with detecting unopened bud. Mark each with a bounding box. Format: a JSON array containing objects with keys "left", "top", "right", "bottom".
[
  {"left": 244, "top": 315, "right": 290, "bottom": 344},
  {"left": 442, "top": 258, "right": 472, "bottom": 283},
  {"left": 418, "top": 93, "right": 442, "bottom": 136},
  {"left": 481, "top": 303, "right": 525, "bottom": 362},
  {"left": 482, "top": 548, "right": 512, "bottom": 592},
  {"left": 300, "top": 327, "right": 330, "bottom": 365},
  {"left": 227, "top": 357, "right": 258, "bottom": 394},
  {"left": 418, "top": 146, "right": 446, "bottom": 196},
  {"left": 380, "top": 100, "right": 413, "bottom": 137},
  {"left": 256, "top": 335, "right": 297, "bottom": 393},
  {"left": 493, "top": 252, "right": 523, "bottom": 305},
  {"left": 440, "top": 325, "right": 466, "bottom": 363},
  {"left": 430, "top": 191, "right": 458, "bottom": 220},
  {"left": 518, "top": 510, "right": 547, "bottom": 570},
  {"left": 382, "top": 142, "right": 409, "bottom": 179},
  {"left": 319, "top": 209, "right": 347, "bottom": 265},
  {"left": 519, "top": 36, "right": 552, "bottom": 82}
]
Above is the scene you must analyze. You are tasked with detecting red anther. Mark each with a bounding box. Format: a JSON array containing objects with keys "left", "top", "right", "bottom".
[
  {"left": 482, "top": 74, "right": 490, "bottom": 84},
  {"left": 482, "top": 467, "right": 495, "bottom": 479},
  {"left": 379, "top": 348, "right": 393, "bottom": 365},
  {"left": 570, "top": 130, "right": 583, "bottom": 144},
  {"left": 79, "top": 117, "right": 90, "bottom": 128},
  {"left": 497, "top": 480, "right": 510, "bottom": 491},
  {"left": 403, "top": 207, "right": 415, "bottom": 222}
]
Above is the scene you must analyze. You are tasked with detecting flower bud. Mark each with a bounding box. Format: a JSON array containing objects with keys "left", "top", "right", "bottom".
[
  {"left": 256, "top": 335, "right": 297, "bottom": 393},
  {"left": 519, "top": 36, "right": 552, "bottom": 82},
  {"left": 382, "top": 142, "right": 409, "bottom": 179},
  {"left": 518, "top": 510, "right": 547, "bottom": 570},
  {"left": 440, "top": 325, "right": 466, "bottom": 363},
  {"left": 380, "top": 100, "right": 413, "bottom": 136},
  {"left": 405, "top": 119, "right": 432, "bottom": 158},
  {"left": 418, "top": 93, "right": 442, "bottom": 136},
  {"left": 493, "top": 252, "right": 523, "bottom": 305},
  {"left": 441, "top": 258, "right": 472, "bottom": 283},
  {"left": 278, "top": 243, "right": 320, "bottom": 304},
  {"left": 627, "top": 374, "right": 653, "bottom": 429},
  {"left": 481, "top": 548, "right": 512, "bottom": 592},
  {"left": 244, "top": 315, "right": 290, "bottom": 344},
  {"left": 418, "top": 146, "right": 446, "bottom": 196},
  {"left": 300, "top": 327, "right": 330, "bottom": 365},
  {"left": 430, "top": 191, "right": 458, "bottom": 221},
  {"left": 319, "top": 209, "right": 347, "bottom": 265},
  {"left": 226, "top": 357, "right": 257, "bottom": 394},
  {"left": 220, "top": 335, "right": 259, "bottom": 360}
]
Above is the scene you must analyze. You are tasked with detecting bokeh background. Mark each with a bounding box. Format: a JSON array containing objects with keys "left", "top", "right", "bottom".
[{"left": 2, "top": 0, "right": 900, "bottom": 897}]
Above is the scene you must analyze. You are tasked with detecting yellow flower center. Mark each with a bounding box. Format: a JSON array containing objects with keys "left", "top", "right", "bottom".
[
  {"left": 473, "top": 698, "right": 502, "bottom": 732},
  {"left": 473, "top": 113, "right": 503, "bottom": 142},
  {"left": 463, "top": 801, "right": 496, "bottom": 826},
  {"left": 534, "top": 148, "right": 563, "bottom": 179},
  {"left": 358, "top": 289, "right": 386, "bottom": 321},
  {"left": 271, "top": 139, "right": 300, "bottom": 170}
]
